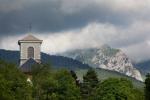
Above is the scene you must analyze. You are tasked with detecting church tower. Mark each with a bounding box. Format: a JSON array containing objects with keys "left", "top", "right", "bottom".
[{"left": 18, "top": 35, "right": 42, "bottom": 73}]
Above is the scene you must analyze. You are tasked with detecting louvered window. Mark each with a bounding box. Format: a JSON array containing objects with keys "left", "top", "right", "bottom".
[{"left": 28, "top": 47, "right": 34, "bottom": 58}]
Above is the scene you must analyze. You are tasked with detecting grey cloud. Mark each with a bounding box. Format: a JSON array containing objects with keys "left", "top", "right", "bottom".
[
  {"left": 1, "top": 21, "right": 150, "bottom": 62},
  {"left": 0, "top": 0, "right": 139, "bottom": 36},
  {"left": 121, "top": 41, "right": 150, "bottom": 62},
  {"left": 1, "top": 0, "right": 150, "bottom": 62}
]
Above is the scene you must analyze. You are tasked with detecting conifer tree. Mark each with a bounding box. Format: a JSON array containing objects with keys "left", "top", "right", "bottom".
[
  {"left": 145, "top": 73, "right": 150, "bottom": 100},
  {"left": 70, "top": 70, "right": 80, "bottom": 86},
  {"left": 81, "top": 68, "right": 99, "bottom": 99},
  {"left": 70, "top": 70, "right": 77, "bottom": 80}
]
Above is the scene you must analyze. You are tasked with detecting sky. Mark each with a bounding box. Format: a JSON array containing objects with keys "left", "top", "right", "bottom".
[{"left": 0, "top": 0, "right": 150, "bottom": 62}]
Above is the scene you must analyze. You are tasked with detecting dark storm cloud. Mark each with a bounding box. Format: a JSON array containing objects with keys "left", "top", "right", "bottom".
[
  {"left": 0, "top": 0, "right": 134, "bottom": 36},
  {"left": 1, "top": 0, "right": 150, "bottom": 62}
]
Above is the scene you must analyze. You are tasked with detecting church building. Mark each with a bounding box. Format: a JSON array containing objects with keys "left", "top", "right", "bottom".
[{"left": 18, "top": 35, "right": 43, "bottom": 74}]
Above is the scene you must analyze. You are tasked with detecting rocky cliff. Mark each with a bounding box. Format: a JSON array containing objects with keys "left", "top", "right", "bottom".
[{"left": 60, "top": 45, "right": 143, "bottom": 81}]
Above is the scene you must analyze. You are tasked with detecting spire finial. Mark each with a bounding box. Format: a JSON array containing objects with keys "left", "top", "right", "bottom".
[{"left": 29, "top": 23, "right": 32, "bottom": 32}]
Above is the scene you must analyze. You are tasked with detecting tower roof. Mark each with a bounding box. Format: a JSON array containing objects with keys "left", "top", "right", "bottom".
[
  {"left": 20, "top": 35, "right": 41, "bottom": 41},
  {"left": 20, "top": 58, "right": 39, "bottom": 73},
  {"left": 18, "top": 34, "right": 42, "bottom": 45}
]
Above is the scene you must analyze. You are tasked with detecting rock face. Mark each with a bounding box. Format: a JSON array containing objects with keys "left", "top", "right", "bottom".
[{"left": 60, "top": 45, "right": 143, "bottom": 81}]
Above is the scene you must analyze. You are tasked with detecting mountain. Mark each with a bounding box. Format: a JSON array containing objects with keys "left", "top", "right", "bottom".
[
  {"left": 60, "top": 45, "right": 143, "bottom": 81},
  {"left": 0, "top": 49, "right": 89, "bottom": 70},
  {"left": 134, "top": 60, "right": 150, "bottom": 75},
  {"left": 0, "top": 49, "right": 144, "bottom": 89},
  {"left": 0, "top": 49, "right": 144, "bottom": 82}
]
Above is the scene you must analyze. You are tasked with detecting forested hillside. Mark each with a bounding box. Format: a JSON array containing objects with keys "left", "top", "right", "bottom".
[{"left": 0, "top": 49, "right": 89, "bottom": 70}]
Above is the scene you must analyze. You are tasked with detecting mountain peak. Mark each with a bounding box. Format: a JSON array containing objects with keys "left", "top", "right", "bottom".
[{"left": 60, "top": 46, "right": 143, "bottom": 81}]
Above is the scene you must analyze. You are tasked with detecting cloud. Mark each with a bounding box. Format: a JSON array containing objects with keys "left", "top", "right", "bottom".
[
  {"left": 1, "top": 0, "right": 150, "bottom": 62},
  {"left": 0, "top": 0, "right": 149, "bottom": 36},
  {"left": 1, "top": 20, "right": 150, "bottom": 62},
  {"left": 121, "top": 41, "right": 150, "bottom": 62}
]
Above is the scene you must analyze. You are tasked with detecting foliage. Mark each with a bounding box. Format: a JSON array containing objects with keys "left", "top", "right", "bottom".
[
  {"left": 94, "top": 78, "right": 144, "bottom": 100},
  {"left": 0, "top": 59, "right": 145, "bottom": 100},
  {"left": 70, "top": 70, "right": 80, "bottom": 86},
  {"left": 76, "top": 69, "right": 144, "bottom": 90},
  {"left": 32, "top": 64, "right": 81, "bottom": 100},
  {"left": 0, "top": 60, "right": 33, "bottom": 100},
  {"left": 80, "top": 68, "right": 99, "bottom": 99},
  {"left": 54, "top": 69, "right": 81, "bottom": 100},
  {"left": 145, "top": 73, "right": 150, "bottom": 100}
]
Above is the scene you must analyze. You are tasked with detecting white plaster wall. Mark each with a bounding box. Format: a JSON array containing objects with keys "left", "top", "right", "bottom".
[{"left": 20, "top": 42, "right": 41, "bottom": 65}]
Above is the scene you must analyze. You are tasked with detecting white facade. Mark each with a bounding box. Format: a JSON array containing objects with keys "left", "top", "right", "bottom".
[{"left": 18, "top": 35, "right": 42, "bottom": 66}]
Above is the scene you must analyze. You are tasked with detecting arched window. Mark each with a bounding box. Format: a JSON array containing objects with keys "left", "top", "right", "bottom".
[{"left": 28, "top": 47, "right": 34, "bottom": 58}]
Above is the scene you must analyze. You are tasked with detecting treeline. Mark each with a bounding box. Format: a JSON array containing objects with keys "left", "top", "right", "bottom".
[{"left": 0, "top": 60, "right": 149, "bottom": 100}]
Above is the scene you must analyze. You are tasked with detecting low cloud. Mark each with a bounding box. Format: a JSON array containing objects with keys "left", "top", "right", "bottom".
[
  {"left": 1, "top": 20, "right": 150, "bottom": 62},
  {"left": 121, "top": 41, "right": 150, "bottom": 62},
  {"left": 0, "top": 0, "right": 150, "bottom": 62}
]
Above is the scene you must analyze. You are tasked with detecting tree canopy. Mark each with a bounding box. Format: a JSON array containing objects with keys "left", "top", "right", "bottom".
[
  {"left": 0, "top": 60, "right": 33, "bottom": 100},
  {"left": 81, "top": 68, "right": 99, "bottom": 99},
  {"left": 32, "top": 64, "right": 81, "bottom": 100},
  {"left": 145, "top": 73, "right": 150, "bottom": 100},
  {"left": 94, "top": 78, "right": 144, "bottom": 100},
  {"left": 0, "top": 60, "right": 145, "bottom": 100}
]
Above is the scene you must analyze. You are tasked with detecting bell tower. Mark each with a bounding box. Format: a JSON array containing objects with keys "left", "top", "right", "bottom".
[{"left": 18, "top": 35, "right": 42, "bottom": 67}]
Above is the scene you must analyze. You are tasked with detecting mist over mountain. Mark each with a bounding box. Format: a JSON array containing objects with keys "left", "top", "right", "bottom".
[
  {"left": 0, "top": 0, "right": 150, "bottom": 77},
  {"left": 134, "top": 60, "right": 150, "bottom": 75},
  {"left": 0, "top": 47, "right": 148, "bottom": 82},
  {"left": 60, "top": 45, "right": 143, "bottom": 81}
]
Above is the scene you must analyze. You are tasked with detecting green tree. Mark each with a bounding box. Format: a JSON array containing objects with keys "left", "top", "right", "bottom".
[
  {"left": 32, "top": 64, "right": 55, "bottom": 100},
  {"left": 54, "top": 69, "right": 81, "bottom": 100},
  {"left": 0, "top": 60, "right": 33, "bottom": 100},
  {"left": 94, "top": 78, "right": 144, "bottom": 100},
  {"left": 145, "top": 73, "right": 150, "bottom": 100},
  {"left": 32, "top": 64, "right": 81, "bottom": 100},
  {"left": 81, "top": 68, "right": 99, "bottom": 99},
  {"left": 70, "top": 70, "right": 80, "bottom": 86}
]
